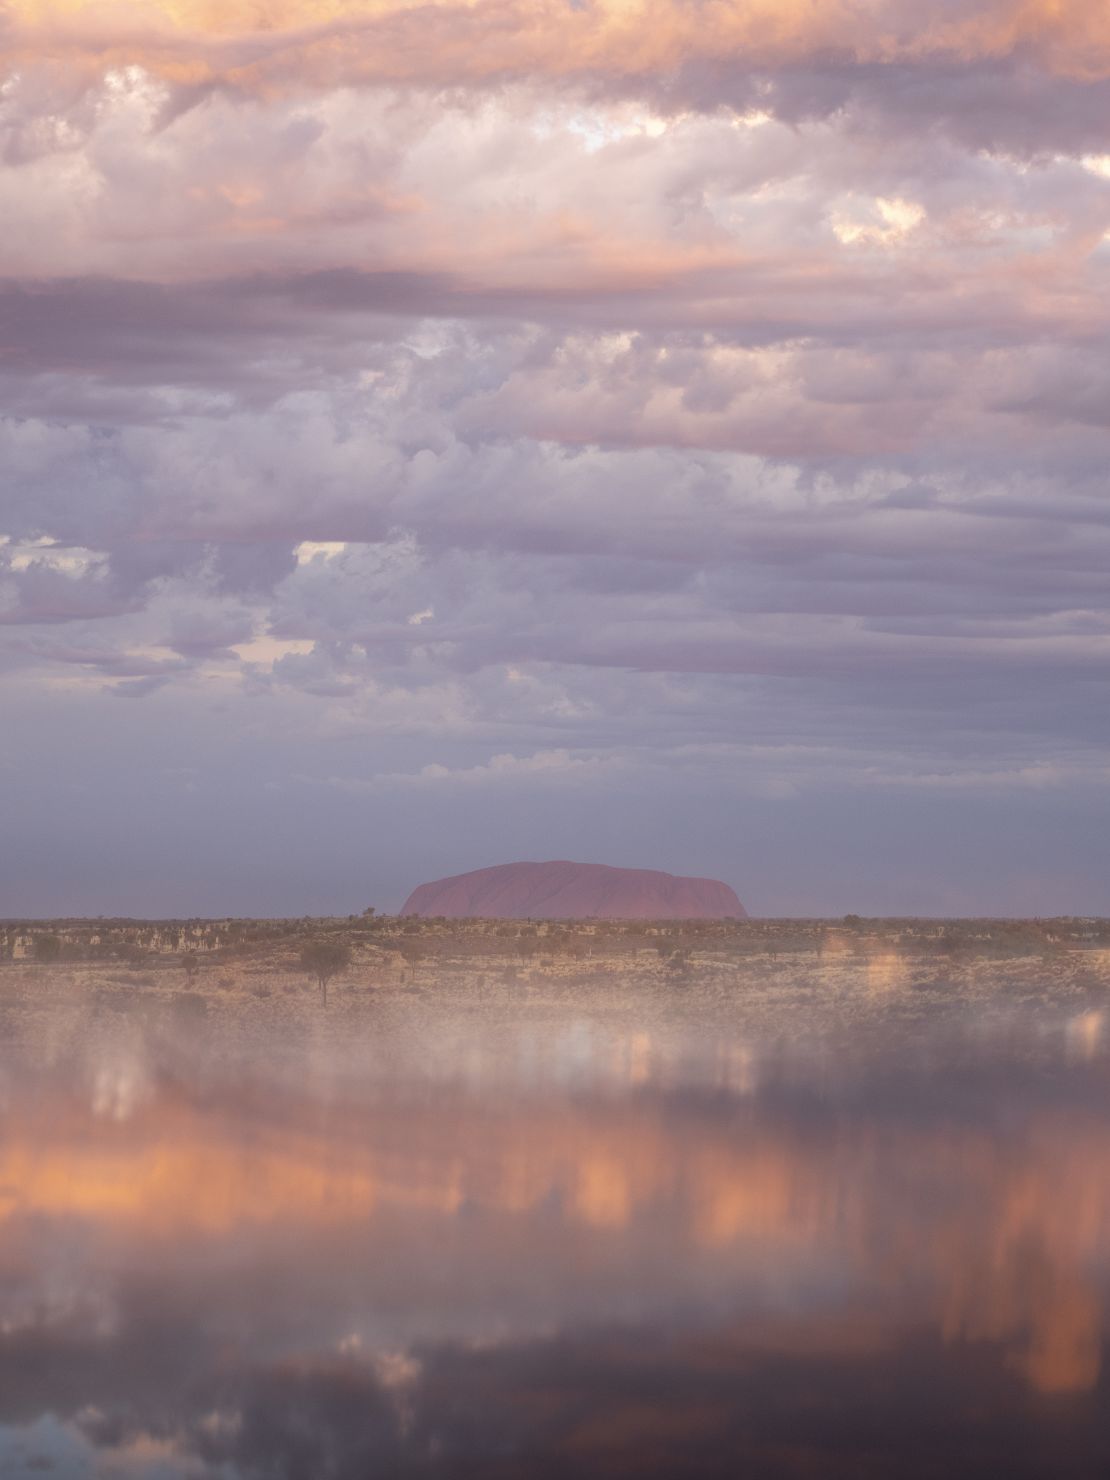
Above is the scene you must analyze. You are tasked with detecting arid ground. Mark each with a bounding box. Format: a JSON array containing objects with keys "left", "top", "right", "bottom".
[{"left": 4, "top": 915, "right": 1110, "bottom": 1052}]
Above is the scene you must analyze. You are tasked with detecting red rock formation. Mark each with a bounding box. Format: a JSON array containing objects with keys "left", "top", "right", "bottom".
[{"left": 400, "top": 861, "right": 747, "bottom": 920}]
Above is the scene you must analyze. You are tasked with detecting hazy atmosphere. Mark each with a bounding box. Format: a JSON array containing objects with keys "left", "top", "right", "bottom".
[
  {"left": 4, "top": 0, "right": 1110, "bottom": 916},
  {"left": 6, "top": 11, "right": 1110, "bottom": 1473}
]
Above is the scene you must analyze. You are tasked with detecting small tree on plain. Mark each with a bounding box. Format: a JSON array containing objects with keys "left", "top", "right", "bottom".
[
  {"left": 300, "top": 941, "right": 351, "bottom": 1007},
  {"left": 33, "top": 933, "right": 62, "bottom": 965}
]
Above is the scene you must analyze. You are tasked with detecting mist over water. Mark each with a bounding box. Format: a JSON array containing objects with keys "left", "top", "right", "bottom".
[{"left": 3, "top": 969, "right": 1110, "bottom": 1478}]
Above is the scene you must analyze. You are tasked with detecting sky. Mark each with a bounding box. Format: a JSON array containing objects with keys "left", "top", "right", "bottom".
[{"left": 1, "top": 0, "right": 1109, "bottom": 918}]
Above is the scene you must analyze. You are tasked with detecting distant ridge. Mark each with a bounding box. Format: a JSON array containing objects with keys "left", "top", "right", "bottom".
[{"left": 400, "top": 860, "right": 747, "bottom": 920}]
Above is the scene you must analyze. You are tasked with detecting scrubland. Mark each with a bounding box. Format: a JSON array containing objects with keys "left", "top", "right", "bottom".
[{"left": 2, "top": 916, "right": 1109, "bottom": 1056}]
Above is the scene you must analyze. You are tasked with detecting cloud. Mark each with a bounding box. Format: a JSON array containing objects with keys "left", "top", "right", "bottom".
[
  {"left": 9, "top": 1, "right": 1110, "bottom": 103},
  {"left": 108, "top": 673, "right": 172, "bottom": 698},
  {"left": 1, "top": 0, "right": 1109, "bottom": 911},
  {"left": 320, "top": 747, "right": 622, "bottom": 792}
]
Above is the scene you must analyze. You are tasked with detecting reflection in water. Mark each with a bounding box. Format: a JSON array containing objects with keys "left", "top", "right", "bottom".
[{"left": 1, "top": 1002, "right": 1110, "bottom": 1476}]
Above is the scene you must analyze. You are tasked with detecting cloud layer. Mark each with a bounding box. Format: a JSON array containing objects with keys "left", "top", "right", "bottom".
[{"left": 1, "top": 2, "right": 1108, "bottom": 913}]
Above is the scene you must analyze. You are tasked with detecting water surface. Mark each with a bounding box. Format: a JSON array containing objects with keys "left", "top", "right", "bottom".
[{"left": 2, "top": 980, "right": 1110, "bottom": 1477}]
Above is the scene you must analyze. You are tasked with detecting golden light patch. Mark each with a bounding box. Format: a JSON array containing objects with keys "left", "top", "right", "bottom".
[
  {"left": 7, "top": 0, "right": 1110, "bottom": 87},
  {"left": 2, "top": 1086, "right": 1109, "bottom": 1393},
  {"left": 865, "top": 950, "right": 910, "bottom": 994}
]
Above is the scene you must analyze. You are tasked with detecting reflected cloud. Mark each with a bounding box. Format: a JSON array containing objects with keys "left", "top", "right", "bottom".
[
  {"left": 0, "top": 992, "right": 1109, "bottom": 1477},
  {"left": 0, "top": 1025, "right": 1107, "bottom": 1420}
]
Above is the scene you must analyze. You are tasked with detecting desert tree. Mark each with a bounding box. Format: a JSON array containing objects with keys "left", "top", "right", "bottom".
[
  {"left": 398, "top": 940, "right": 422, "bottom": 982},
  {"left": 300, "top": 940, "right": 352, "bottom": 1007},
  {"left": 33, "top": 933, "right": 62, "bottom": 965},
  {"left": 665, "top": 947, "right": 691, "bottom": 979}
]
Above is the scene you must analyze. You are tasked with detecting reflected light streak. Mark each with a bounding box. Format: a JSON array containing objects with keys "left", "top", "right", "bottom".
[{"left": 0, "top": 1073, "right": 1108, "bottom": 1392}]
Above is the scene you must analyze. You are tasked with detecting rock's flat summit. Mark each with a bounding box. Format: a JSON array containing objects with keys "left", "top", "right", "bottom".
[{"left": 400, "top": 860, "right": 747, "bottom": 920}]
